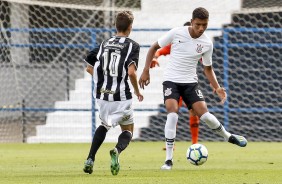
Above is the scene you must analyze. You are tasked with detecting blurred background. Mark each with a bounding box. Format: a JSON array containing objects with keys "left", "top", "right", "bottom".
[{"left": 0, "top": 0, "right": 281, "bottom": 143}]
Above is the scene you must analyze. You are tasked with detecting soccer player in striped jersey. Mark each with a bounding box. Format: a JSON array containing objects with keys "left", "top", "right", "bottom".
[
  {"left": 150, "top": 22, "right": 201, "bottom": 148},
  {"left": 139, "top": 7, "right": 247, "bottom": 170},
  {"left": 83, "top": 11, "right": 143, "bottom": 175}
]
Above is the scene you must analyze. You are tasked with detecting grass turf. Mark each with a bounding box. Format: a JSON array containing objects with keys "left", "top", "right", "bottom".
[{"left": 0, "top": 142, "right": 281, "bottom": 184}]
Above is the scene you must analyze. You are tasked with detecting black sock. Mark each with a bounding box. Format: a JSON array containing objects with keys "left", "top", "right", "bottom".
[
  {"left": 87, "top": 125, "right": 107, "bottom": 161},
  {"left": 115, "top": 131, "right": 132, "bottom": 154}
]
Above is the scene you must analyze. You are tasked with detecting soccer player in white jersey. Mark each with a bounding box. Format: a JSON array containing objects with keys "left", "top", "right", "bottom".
[
  {"left": 83, "top": 11, "right": 143, "bottom": 175},
  {"left": 139, "top": 7, "right": 247, "bottom": 170}
]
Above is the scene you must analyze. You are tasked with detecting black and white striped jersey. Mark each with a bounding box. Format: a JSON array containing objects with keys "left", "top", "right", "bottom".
[{"left": 85, "top": 36, "right": 140, "bottom": 101}]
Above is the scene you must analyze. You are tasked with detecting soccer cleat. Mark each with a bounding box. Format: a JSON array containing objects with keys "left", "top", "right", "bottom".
[
  {"left": 228, "top": 134, "right": 247, "bottom": 147},
  {"left": 160, "top": 160, "right": 173, "bottom": 170},
  {"left": 110, "top": 148, "right": 120, "bottom": 175},
  {"left": 83, "top": 158, "right": 94, "bottom": 174}
]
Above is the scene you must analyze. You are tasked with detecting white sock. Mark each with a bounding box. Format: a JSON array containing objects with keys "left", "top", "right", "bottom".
[
  {"left": 200, "top": 112, "right": 231, "bottom": 140},
  {"left": 164, "top": 112, "right": 178, "bottom": 161}
]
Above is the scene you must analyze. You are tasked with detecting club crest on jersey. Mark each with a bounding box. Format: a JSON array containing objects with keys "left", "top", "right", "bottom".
[
  {"left": 195, "top": 89, "right": 204, "bottom": 98},
  {"left": 196, "top": 44, "right": 203, "bottom": 53},
  {"left": 164, "top": 88, "right": 172, "bottom": 96}
]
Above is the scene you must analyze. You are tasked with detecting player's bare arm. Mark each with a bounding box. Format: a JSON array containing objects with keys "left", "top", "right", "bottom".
[
  {"left": 203, "top": 65, "right": 226, "bottom": 104},
  {"left": 128, "top": 63, "right": 143, "bottom": 102},
  {"left": 86, "top": 64, "right": 93, "bottom": 75},
  {"left": 139, "top": 42, "right": 160, "bottom": 89}
]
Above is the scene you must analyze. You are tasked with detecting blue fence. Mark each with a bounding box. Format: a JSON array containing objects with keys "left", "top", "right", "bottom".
[{"left": 0, "top": 27, "right": 281, "bottom": 135}]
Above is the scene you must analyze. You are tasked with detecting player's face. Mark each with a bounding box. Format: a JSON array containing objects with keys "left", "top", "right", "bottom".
[{"left": 191, "top": 18, "right": 208, "bottom": 37}]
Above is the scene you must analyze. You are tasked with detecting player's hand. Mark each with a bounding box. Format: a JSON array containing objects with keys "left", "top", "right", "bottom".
[
  {"left": 215, "top": 87, "right": 227, "bottom": 104},
  {"left": 138, "top": 69, "right": 150, "bottom": 89},
  {"left": 150, "top": 58, "right": 160, "bottom": 68},
  {"left": 134, "top": 91, "right": 144, "bottom": 102}
]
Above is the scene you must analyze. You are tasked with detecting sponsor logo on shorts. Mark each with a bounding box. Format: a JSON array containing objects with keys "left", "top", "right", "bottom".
[
  {"left": 164, "top": 88, "right": 172, "bottom": 96},
  {"left": 196, "top": 89, "right": 203, "bottom": 98}
]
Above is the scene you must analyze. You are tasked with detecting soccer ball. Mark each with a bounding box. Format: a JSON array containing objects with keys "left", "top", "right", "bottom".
[{"left": 186, "top": 143, "right": 208, "bottom": 166}]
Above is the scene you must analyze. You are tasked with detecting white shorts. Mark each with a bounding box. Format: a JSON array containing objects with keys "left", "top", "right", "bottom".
[{"left": 96, "top": 99, "right": 134, "bottom": 129}]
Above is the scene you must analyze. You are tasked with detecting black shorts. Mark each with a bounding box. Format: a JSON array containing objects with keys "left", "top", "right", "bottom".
[{"left": 162, "top": 81, "right": 205, "bottom": 109}]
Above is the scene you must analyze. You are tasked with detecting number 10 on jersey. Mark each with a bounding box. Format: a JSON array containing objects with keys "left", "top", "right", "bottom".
[{"left": 102, "top": 50, "right": 121, "bottom": 77}]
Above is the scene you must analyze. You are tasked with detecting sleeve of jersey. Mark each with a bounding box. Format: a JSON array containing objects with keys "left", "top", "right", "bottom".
[
  {"left": 202, "top": 43, "right": 213, "bottom": 66},
  {"left": 84, "top": 46, "right": 100, "bottom": 67},
  {"left": 127, "top": 43, "right": 140, "bottom": 69},
  {"left": 157, "top": 28, "right": 176, "bottom": 48}
]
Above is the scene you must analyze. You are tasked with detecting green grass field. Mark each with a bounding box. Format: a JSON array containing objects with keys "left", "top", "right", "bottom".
[{"left": 0, "top": 142, "right": 281, "bottom": 184}]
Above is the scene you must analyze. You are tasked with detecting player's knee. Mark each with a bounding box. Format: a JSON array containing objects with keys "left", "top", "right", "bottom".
[
  {"left": 120, "top": 124, "right": 134, "bottom": 134},
  {"left": 166, "top": 106, "right": 178, "bottom": 113},
  {"left": 165, "top": 99, "right": 179, "bottom": 113}
]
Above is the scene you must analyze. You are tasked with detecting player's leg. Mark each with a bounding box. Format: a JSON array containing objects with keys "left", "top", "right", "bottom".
[
  {"left": 109, "top": 124, "right": 133, "bottom": 175},
  {"left": 192, "top": 101, "right": 247, "bottom": 147},
  {"left": 83, "top": 124, "right": 109, "bottom": 174},
  {"left": 161, "top": 99, "right": 178, "bottom": 170},
  {"left": 192, "top": 101, "right": 231, "bottom": 139},
  {"left": 183, "top": 83, "right": 247, "bottom": 147},
  {"left": 116, "top": 124, "right": 133, "bottom": 154},
  {"left": 162, "top": 96, "right": 182, "bottom": 151},
  {"left": 83, "top": 99, "right": 110, "bottom": 174},
  {"left": 161, "top": 81, "right": 180, "bottom": 170},
  {"left": 109, "top": 99, "right": 134, "bottom": 175},
  {"left": 189, "top": 109, "right": 199, "bottom": 144}
]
